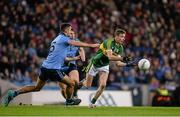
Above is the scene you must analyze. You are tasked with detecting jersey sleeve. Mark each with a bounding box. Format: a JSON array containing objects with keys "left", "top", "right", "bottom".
[
  {"left": 99, "top": 39, "right": 112, "bottom": 54},
  {"left": 63, "top": 36, "right": 70, "bottom": 45},
  {"left": 103, "top": 39, "right": 113, "bottom": 50},
  {"left": 99, "top": 40, "right": 107, "bottom": 54},
  {"left": 118, "top": 45, "right": 124, "bottom": 55}
]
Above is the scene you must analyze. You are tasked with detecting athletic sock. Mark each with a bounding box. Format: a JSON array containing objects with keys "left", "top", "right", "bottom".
[
  {"left": 13, "top": 91, "right": 20, "bottom": 97},
  {"left": 91, "top": 98, "right": 97, "bottom": 104}
]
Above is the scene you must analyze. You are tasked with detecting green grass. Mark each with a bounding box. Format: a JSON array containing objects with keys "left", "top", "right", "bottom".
[{"left": 0, "top": 106, "right": 180, "bottom": 116}]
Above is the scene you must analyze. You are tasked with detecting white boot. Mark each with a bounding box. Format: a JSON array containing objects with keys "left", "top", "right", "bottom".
[{"left": 89, "top": 103, "right": 96, "bottom": 108}]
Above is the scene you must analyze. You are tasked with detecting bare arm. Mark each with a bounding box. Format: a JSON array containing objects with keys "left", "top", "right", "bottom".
[
  {"left": 69, "top": 40, "right": 99, "bottom": 48},
  {"left": 106, "top": 50, "right": 123, "bottom": 61},
  {"left": 116, "top": 61, "right": 127, "bottom": 67},
  {"left": 79, "top": 47, "right": 85, "bottom": 62},
  {"left": 106, "top": 50, "right": 126, "bottom": 66}
]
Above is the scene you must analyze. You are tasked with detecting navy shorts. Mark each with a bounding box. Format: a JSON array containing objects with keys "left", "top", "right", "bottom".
[
  {"left": 62, "top": 63, "right": 78, "bottom": 75},
  {"left": 66, "top": 63, "right": 78, "bottom": 74},
  {"left": 39, "top": 67, "right": 66, "bottom": 82}
]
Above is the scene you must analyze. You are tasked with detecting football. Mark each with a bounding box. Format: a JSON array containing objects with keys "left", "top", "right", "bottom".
[{"left": 138, "top": 59, "right": 150, "bottom": 70}]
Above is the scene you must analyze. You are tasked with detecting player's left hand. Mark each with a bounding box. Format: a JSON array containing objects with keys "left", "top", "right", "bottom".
[
  {"left": 126, "top": 59, "right": 139, "bottom": 67},
  {"left": 123, "top": 56, "right": 133, "bottom": 62}
]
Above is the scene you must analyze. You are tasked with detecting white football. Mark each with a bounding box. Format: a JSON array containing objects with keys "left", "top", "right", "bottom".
[{"left": 138, "top": 59, "right": 150, "bottom": 70}]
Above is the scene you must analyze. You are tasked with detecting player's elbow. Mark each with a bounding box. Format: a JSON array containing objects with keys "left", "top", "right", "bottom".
[{"left": 65, "top": 57, "right": 69, "bottom": 61}]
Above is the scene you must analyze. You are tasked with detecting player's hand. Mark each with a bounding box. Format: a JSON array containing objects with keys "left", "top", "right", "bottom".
[
  {"left": 123, "top": 56, "right": 133, "bottom": 62},
  {"left": 126, "top": 59, "right": 139, "bottom": 67},
  {"left": 75, "top": 55, "right": 81, "bottom": 60},
  {"left": 91, "top": 44, "right": 100, "bottom": 48}
]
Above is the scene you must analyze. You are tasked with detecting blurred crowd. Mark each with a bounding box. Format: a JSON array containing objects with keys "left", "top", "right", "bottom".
[{"left": 0, "top": 0, "right": 179, "bottom": 90}]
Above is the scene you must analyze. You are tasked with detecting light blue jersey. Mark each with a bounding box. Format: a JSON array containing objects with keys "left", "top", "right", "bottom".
[
  {"left": 66, "top": 38, "right": 79, "bottom": 65},
  {"left": 42, "top": 33, "right": 70, "bottom": 69}
]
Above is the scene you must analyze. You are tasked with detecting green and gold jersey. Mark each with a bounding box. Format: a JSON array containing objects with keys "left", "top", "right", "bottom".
[{"left": 92, "top": 38, "right": 124, "bottom": 68}]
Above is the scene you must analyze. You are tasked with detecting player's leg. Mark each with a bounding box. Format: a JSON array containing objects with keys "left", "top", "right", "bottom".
[
  {"left": 60, "top": 75, "right": 74, "bottom": 100},
  {"left": 84, "top": 73, "right": 94, "bottom": 88},
  {"left": 58, "top": 82, "right": 67, "bottom": 99},
  {"left": 69, "top": 70, "right": 79, "bottom": 98},
  {"left": 60, "top": 75, "right": 81, "bottom": 105},
  {"left": 3, "top": 78, "right": 46, "bottom": 107},
  {"left": 77, "top": 73, "right": 94, "bottom": 90},
  {"left": 78, "top": 64, "right": 97, "bottom": 89},
  {"left": 15, "top": 78, "right": 45, "bottom": 94},
  {"left": 89, "top": 71, "right": 109, "bottom": 108}
]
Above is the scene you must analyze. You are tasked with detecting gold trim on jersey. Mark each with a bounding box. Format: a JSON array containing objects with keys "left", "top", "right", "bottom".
[
  {"left": 99, "top": 39, "right": 113, "bottom": 55},
  {"left": 99, "top": 43, "right": 107, "bottom": 55}
]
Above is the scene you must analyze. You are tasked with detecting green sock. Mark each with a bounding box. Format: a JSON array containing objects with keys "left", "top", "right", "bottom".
[{"left": 91, "top": 98, "right": 97, "bottom": 104}]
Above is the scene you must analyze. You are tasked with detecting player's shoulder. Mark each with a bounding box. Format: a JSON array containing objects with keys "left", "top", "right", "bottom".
[
  {"left": 103, "top": 38, "right": 113, "bottom": 47},
  {"left": 55, "top": 33, "right": 70, "bottom": 42},
  {"left": 59, "top": 33, "right": 69, "bottom": 39},
  {"left": 103, "top": 38, "right": 113, "bottom": 42}
]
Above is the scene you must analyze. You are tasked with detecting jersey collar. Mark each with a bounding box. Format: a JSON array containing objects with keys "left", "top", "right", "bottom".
[{"left": 60, "top": 32, "right": 69, "bottom": 37}]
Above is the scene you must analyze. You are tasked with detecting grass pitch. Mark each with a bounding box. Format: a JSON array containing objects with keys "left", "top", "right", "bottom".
[{"left": 0, "top": 106, "right": 180, "bottom": 116}]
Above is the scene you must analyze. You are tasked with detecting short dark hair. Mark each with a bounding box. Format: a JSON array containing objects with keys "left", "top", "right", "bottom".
[
  {"left": 114, "top": 29, "right": 126, "bottom": 36},
  {"left": 60, "top": 23, "right": 71, "bottom": 32}
]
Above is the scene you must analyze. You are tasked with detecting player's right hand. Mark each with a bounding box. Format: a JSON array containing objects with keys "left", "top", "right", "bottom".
[{"left": 91, "top": 44, "right": 100, "bottom": 48}]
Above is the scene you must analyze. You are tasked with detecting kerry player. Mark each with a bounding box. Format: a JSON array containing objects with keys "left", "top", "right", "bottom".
[{"left": 79, "top": 29, "right": 137, "bottom": 108}]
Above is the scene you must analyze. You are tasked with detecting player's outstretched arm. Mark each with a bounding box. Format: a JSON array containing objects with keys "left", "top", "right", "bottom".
[
  {"left": 116, "top": 58, "right": 139, "bottom": 67},
  {"left": 106, "top": 50, "right": 123, "bottom": 61},
  {"left": 69, "top": 40, "right": 99, "bottom": 48},
  {"left": 116, "top": 61, "right": 127, "bottom": 67}
]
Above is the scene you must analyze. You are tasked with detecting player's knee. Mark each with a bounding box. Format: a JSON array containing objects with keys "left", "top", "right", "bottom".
[
  {"left": 86, "top": 82, "right": 91, "bottom": 88},
  {"left": 67, "top": 81, "right": 75, "bottom": 88},
  {"left": 61, "top": 86, "right": 66, "bottom": 91},
  {"left": 74, "top": 79, "right": 79, "bottom": 84}
]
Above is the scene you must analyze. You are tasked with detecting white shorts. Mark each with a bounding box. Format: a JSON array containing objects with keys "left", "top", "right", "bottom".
[{"left": 88, "top": 64, "right": 109, "bottom": 77}]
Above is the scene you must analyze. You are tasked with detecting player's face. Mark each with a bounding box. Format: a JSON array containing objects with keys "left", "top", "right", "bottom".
[
  {"left": 65, "top": 26, "right": 74, "bottom": 37},
  {"left": 69, "top": 31, "right": 76, "bottom": 39},
  {"left": 115, "top": 33, "right": 126, "bottom": 44}
]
